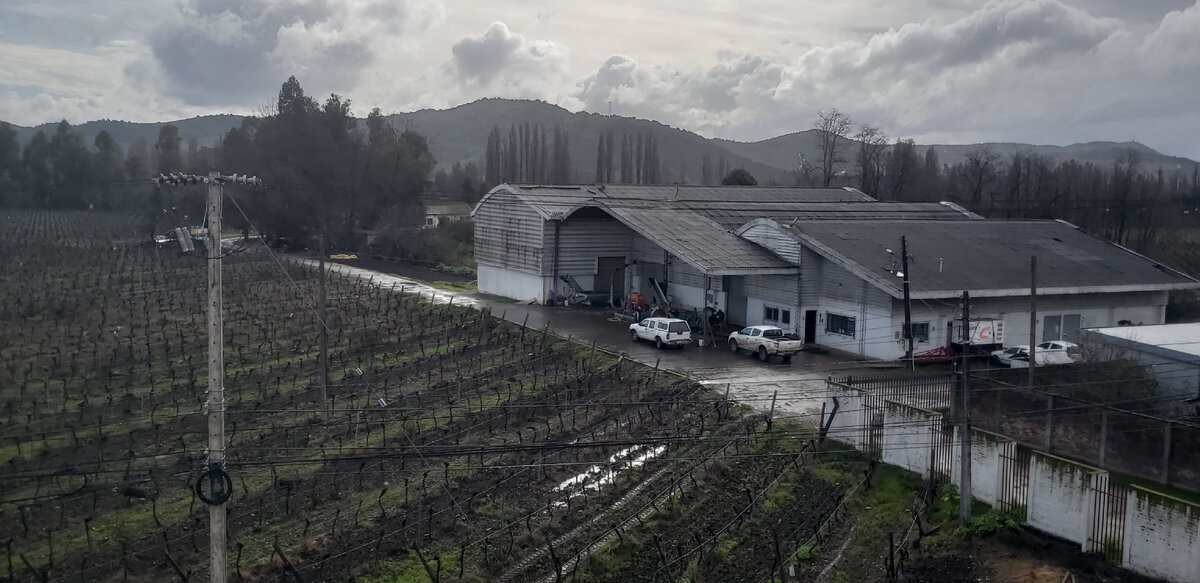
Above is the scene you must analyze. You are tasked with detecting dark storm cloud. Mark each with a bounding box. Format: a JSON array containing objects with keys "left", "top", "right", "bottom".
[{"left": 148, "top": 0, "right": 400, "bottom": 107}]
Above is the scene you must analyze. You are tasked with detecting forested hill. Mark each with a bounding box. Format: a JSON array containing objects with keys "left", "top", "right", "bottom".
[
  {"left": 720, "top": 131, "right": 1198, "bottom": 175},
  {"left": 9, "top": 99, "right": 1195, "bottom": 183},
  {"left": 15, "top": 115, "right": 243, "bottom": 156}
]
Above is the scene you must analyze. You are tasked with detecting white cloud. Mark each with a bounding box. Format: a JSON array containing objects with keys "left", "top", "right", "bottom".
[{"left": 447, "top": 22, "right": 570, "bottom": 92}]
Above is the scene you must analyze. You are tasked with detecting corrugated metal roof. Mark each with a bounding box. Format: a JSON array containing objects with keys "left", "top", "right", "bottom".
[
  {"left": 477, "top": 184, "right": 985, "bottom": 276},
  {"left": 601, "top": 206, "right": 798, "bottom": 275},
  {"left": 787, "top": 220, "right": 1200, "bottom": 298},
  {"left": 495, "top": 184, "right": 875, "bottom": 220}
]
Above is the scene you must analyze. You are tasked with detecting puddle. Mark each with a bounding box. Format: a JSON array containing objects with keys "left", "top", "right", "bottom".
[{"left": 552, "top": 444, "right": 666, "bottom": 507}]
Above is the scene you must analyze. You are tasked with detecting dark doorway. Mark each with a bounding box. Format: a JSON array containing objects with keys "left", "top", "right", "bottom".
[
  {"left": 595, "top": 256, "right": 627, "bottom": 306},
  {"left": 723, "top": 276, "right": 747, "bottom": 327},
  {"left": 804, "top": 310, "right": 817, "bottom": 344}
]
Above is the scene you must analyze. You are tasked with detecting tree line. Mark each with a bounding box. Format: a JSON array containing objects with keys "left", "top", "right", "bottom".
[
  {"left": 807, "top": 108, "right": 1200, "bottom": 256},
  {"left": 0, "top": 119, "right": 197, "bottom": 210},
  {"left": 0, "top": 77, "right": 439, "bottom": 253}
]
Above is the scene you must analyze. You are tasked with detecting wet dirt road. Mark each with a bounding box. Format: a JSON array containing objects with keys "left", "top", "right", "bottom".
[{"left": 299, "top": 257, "right": 892, "bottom": 422}]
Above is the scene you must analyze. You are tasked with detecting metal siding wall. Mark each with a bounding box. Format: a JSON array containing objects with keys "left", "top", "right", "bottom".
[
  {"left": 746, "top": 274, "right": 800, "bottom": 306},
  {"left": 632, "top": 234, "right": 665, "bottom": 263},
  {"left": 473, "top": 192, "right": 544, "bottom": 273},
  {"left": 548, "top": 217, "right": 634, "bottom": 276},
  {"left": 800, "top": 247, "right": 822, "bottom": 304},
  {"left": 671, "top": 261, "right": 705, "bottom": 288},
  {"left": 820, "top": 260, "right": 864, "bottom": 303}
]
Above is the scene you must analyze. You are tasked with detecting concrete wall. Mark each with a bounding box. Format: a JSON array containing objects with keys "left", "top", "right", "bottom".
[
  {"left": 949, "top": 428, "right": 1008, "bottom": 507},
  {"left": 827, "top": 378, "right": 1200, "bottom": 583},
  {"left": 812, "top": 294, "right": 894, "bottom": 359},
  {"left": 1026, "top": 452, "right": 1103, "bottom": 547},
  {"left": 823, "top": 383, "right": 867, "bottom": 449},
  {"left": 478, "top": 265, "right": 547, "bottom": 303},
  {"left": 882, "top": 401, "right": 941, "bottom": 477},
  {"left": 1123, "top": 487, "right": 1200, "bottom": 583}
]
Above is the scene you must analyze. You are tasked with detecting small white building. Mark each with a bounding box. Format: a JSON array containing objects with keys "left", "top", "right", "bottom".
[
  {"left": 739, "top": 218, "right": 1200, "bottom": 359},
  {"left": 423, "top": 202, "right": 473, "bottom": 228},
  {"left": 1085, "top": 323, "right": 1200, "bottom": 402}
]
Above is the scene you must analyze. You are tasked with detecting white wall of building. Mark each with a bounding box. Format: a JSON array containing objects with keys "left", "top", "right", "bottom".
[{"left": 477, "top": 265, "right": 547, "bottom": 303}]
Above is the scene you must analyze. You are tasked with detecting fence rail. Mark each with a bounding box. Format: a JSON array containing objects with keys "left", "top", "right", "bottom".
[
  {"left": 1088, "top": 480, "right": 1130, "bottom": 565},
  {"left": 841, "top": 373, "right": 953, "bottom": 412}
]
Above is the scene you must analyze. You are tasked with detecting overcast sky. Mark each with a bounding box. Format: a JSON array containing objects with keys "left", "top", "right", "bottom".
[{"left": 2, "top": 0, "right": 1197, "bottom": 158}]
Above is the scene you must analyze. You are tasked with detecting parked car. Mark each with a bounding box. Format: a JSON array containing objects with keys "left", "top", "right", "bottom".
[
  {"left": 630, "top": 317, "right": 692, "bottom": 349},
  {"left": 727, "top": 325, "right": 804, "bottom": 363},
  {"left": 1037, "top": 340, "right": 1080, "bottom": 357},
  {"left": 990, "top": 341, "right": 1078, "bottom": 367}
]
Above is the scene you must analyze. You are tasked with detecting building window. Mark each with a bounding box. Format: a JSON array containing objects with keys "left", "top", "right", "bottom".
[
  {"left": 425, "top": 216, "right": 436, "bottom": 227},
  {"left": 763, "top": 306, "right": 792, "bottom": 326},
  {"left": 826, "top": 313, "right": 855, "bottom": 337},
  {"left": 908, "top": 322, "right": 930, "bottom": 343},
  {"left": 1043, "top": 314, "right": 1082, "bottom": 342}
]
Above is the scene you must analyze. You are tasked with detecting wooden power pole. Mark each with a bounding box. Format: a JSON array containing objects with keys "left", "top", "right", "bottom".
[
  {"left": 206, "top": 171, "right": 228, "bottom": 583},
  {"left": 958, "top": 291, "right": 972, "bottom": 526},
  {"left": 901, "top": 236, "right": 913, "bottom": 367},
  {"left": 318, "top": 232, "right": 329, "bottom": 412},
  {"left": 1028, "top": 255, "right": 1037, "bottom": 387}
]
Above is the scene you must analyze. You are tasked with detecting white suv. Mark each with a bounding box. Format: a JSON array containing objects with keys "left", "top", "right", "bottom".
[{"left": 630, "top": 317, "right": 692, "bottom": 349}]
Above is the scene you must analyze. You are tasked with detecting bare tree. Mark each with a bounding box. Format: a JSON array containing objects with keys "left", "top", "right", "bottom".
[
  {"left": 854, "top": 124, "right": 888, "bottom": 197},
  {"left": 962, "top": 146, "right": 997, "bottom": 209},
  {"left": 814, "top": 108, "right": 853, "bottom": 187}
]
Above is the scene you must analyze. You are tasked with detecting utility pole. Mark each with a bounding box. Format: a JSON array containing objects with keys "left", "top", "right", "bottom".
[
  {"left": 152, "top": 171, "right": 261, "bottom": 583},
  {"left": 901, "top": 236, "right": 913, "bottom": 367},
  {"left": 958, "top": 291, "right": 972, "bottom": 526},
  {"left": 318, "top": 232, "right": 329, "bottom": 413},
  {"left": 1028, "top": 255, "right": 1037, "bottom": 387},
  {"left": 205, "top": 170, "right": 228, "bottom": 583}
]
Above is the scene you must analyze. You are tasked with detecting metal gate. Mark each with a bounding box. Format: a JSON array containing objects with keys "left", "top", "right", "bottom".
[
  {"left": 996, "top": 442, "right": 1030, "bottom": 521},
  {"left": 928, "top": 424, "right": 954, "bottom": 482},
  {"left": 1087, "top": 480, "right": 1130, "bottom": 565}
]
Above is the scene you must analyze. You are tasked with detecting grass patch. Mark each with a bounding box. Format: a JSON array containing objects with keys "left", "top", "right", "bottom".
[{"left": 430, "top": 280, "right": 477, "bottom": 291}]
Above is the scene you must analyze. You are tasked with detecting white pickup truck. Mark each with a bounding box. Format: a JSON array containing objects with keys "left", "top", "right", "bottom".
[{"left": 728, "top": 325, "right": 804, "bottom": 363}]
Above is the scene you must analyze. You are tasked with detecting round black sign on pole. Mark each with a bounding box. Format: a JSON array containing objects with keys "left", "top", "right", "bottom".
[{"left": 195, "top": 464, "right": 233, "bottom": 506}]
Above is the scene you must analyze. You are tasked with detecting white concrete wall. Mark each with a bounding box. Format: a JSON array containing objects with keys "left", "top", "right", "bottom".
[
  {"left": 670, "top": 283, "right": 706, "bottom": 313},
  {"left": 811, "top": 295, "right": 894, "bottom": 359},
  {"left": 1026, "top": 452, "right": 1102, "bottom": 547},
  {"left": 882, "top": 401, "right": 940, "bottom": 477},
  {"left": 1123, "top": 487, "right": 1200, "bottom": 583},
  {"left": 823, "top": 383, "right": 866, "bottom": 449},
  {"left": 746, "top": 296, "right": 801, "bottom": 335},
  {"left": 478, "top": 265, "right": 547, "bottom": 303},
  {"left": 949, "top": 428, "right": 1008, "bottom": 507}
]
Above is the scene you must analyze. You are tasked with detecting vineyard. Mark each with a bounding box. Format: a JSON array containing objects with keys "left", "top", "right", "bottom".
[{"left": 0, "top": 210, "right": 864, "bottom": 583}]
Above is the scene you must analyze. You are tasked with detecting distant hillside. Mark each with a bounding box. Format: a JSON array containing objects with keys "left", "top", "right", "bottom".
[
  {"left": 15, "top": 115, "right": 244, "bottom": 153},
  {"left": 717, "top": 131, "right": 1197, "bottom": 175},
  {"left": 393, "top": 98, "right": 788, "bottom": 184},
  {"left": 924, "top": 141, "right": 1197, "bottom": 172},
  {"left": 9, "top": 100, "right": 1196, "bottom": 181}
]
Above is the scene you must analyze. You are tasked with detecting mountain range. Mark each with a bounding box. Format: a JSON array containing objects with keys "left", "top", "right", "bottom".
[{"left": 12, "top": 99, "right": 1197, "bottom": 184}]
